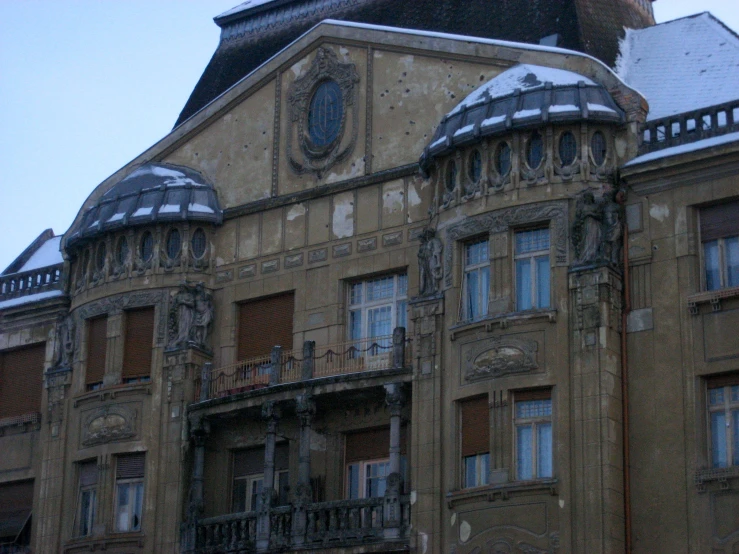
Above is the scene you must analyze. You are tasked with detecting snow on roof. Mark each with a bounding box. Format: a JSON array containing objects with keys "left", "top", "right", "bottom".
[
  {"left": 18, "top": 236, "right": 63, "bottom": 272},
  {"left": 217, "top": 0, "right": 276, "bottom": 20},
  {"left": 448, "top": 64, "right": 596, "bottom": 117},
  {"left": 0, "top": 290, "right": 64, "bottom": 310},
  {"left": 616, "top": 12, "right": 739, "bottom": 121},
  {"left": 624, "top": 130, "right": 739, "bottom": 167}
]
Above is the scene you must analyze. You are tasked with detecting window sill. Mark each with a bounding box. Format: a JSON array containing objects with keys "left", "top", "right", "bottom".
[
  {"left": 695, "top": 465, "right": 739, "bottom": 492},
  {"left": 73, "top": 382, "right": 151, "bottom": 408},
  {"left": 63, "top": 533, "right": 144, "bottom": 553},
  {"left": 446, "top": 478, "right": 557, "bottom": 508},
  {"left": 450, "top": 309, "right": 557, "bottom": 340},
  {"left": 688, "top": 286, "right": 739, "bottom": 314}
]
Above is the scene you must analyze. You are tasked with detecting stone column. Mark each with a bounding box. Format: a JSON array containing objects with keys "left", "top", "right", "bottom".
[
  {"left": 256, "top": 401, "right": 279, "bottom": 552},
  {"left": 301, "top": 341, "right": 315, "bottom": 380},
  {"left": 384, "top": 382, "right": 405, "bottom": 539},
  {"left": 182, "top": 416, "right": 209, "bottom": 553},
  {"left": 292, "top": 392, "right": 315, "bottom": 546},
  {"left": 569, "top": 266, "right": 624, "bottom": 553}
]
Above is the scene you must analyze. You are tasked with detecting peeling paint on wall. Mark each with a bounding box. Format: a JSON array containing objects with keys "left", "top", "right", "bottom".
[
  {"left": 287, "top": 204, "right": 306, "bottom": 221},
  {"left": 649, "top": 203, "right": 669, "bottom": 222},
  {"left": 332, "top": 193, "right": 355, "bottom": 239}
]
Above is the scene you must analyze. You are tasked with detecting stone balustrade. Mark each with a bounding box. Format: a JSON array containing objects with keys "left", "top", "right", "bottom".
[
  {"left": 0, "top": 264, "right": 63, "bottom": 303},
  {"left": 194, "top": 496, "right": 410, "bottom": 553},
  {"left": 639, "top": 100, "right": 739, "bottom": 155}
]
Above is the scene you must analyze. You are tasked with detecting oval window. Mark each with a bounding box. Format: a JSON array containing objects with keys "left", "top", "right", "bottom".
[
  {"left": 191, "top": 228, "right": 206, "bottom": 259},
  {"left": 140, "top": 232, "right": 153, "bottom": 262},
  {"left": 559, "top": 131, "right": 577, "bottom": 166},
  {"left": 495, "top": 142, "right": 512, "bottom": 176},
  {"left": 446, "top": 160, "right": 457, "bottom": 192},
  {"left": 309, "top": 80, "right": 343, "bottom": 148},
  {"left": 166, "top": 229, "right": 181, "bottom": 260},
  {"left": 95, "top": 243, "right": 106, "bottom": 271},
  {"left": 116, "top": 237, "right": 128, "bottom": 266},
  {"left": 468, "top": 150, "right": 482, "bottom": 184},
  {"left": 591, "top": 131, "right": 607, "bottom": 166},
  {"left": 526, "top": 132, "right": 544, "bottom": 169}
]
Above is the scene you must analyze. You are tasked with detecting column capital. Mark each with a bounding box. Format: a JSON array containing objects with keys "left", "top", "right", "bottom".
[
  {"left": 384, "top": 382, "right": 405, "bottom": 415},
  {"left": 296, "top": 392, "right": 316, "bottom": 426}
]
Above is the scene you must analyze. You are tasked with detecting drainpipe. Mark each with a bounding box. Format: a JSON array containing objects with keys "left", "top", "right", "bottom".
[{"left": 619, "top": 190, "right": 633, "bottom": 553}]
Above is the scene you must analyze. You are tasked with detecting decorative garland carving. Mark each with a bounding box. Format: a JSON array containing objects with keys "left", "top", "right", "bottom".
[
  {"left": 81, "top": 404, "right": 138, "bottom": 447},
  {"left": 444, "top": 200, "right": 569, "bottom": 287},
  {"left": 286, "top": 47, "right": 360, "bottom": 178},
  {"left": 464, "top": 337, "right": 538, "bottom": 381}
]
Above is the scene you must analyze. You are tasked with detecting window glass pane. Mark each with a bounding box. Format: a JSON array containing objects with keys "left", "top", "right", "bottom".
[
  {"left": 117, "top": 485, "right": 130, "bottom": 531},
  {"left": 368, "top": 306, "right": 392, "bottom": 338},
  {"left": 366, "top": 462, "right": 389, "bottom": 497},
  {"left": 479, "top": 453, "right": 490, "bottom": 486},
  {"left": 466, "top": 270, "right": 480, "bottom": 320},
  {"left": 537, "top": 423, "right": 553, "bottom": 478},
  {"left": 516, "top": 399, "right": 552, "bottom": 418},
  {"left": 732, "top": 385, "right": 739, "bottom": 403},
  {"left": 232, "top": 479, "right": 247, "bottom": 512},
  {"left": 348, "top": 464, "right": 359, "bottom": 499},
  {"left": 252, "top": 479, "right": 264, "bottom": 511},
  {"left": 397, "top": 274, "right": 408, "bottom": 297},
  {"left": 466, "top": 240, "right": 488, "bottom": 266},
  {"left": 79, "top": 490, "right": 95, "bottom": 536},
  {"left": 516, "top": 258, "right": 532, "bottom": 311},
  {"left": 537, "top": 256, "right": 550, "bottom": 308},
  {"left": 517, "top": 425, "right": 533, "bottom": 480},
  {"left": 349, "top": 310, "right": 362, "bottom": 341},
  {"left": 133, "top": 483, "right": 143, "bottom": 531},
  {"left": 734, "top": 410, "right": 739, "bottom": 466},
  {"left": 712, "top": 411, "right": 728, "bottom": 468},
  {"left": 516, "top": 229, "right": 550, "bottom": 254},
  {"left": 367, "top": 276, "right": 394, "bottom": 301},
  {"left": 464, "top": 456, "right": 477, "bottom": 488},
  {"left": 726, "top": 237, "right": 739, "bottom": 287},
  {"left": 710, "top": 387, "right": 725, "bottom": 406},
  {"left": 350, "top": 283, "right": 363, "bottom": 305},
  {"left": 704, "top": 240, "right": 720, "bottom": 290},
  {"left": 396, "top": 300, "right": 408, "bottom": 330}
]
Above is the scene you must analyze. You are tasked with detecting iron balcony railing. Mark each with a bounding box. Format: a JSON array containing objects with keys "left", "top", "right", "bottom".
[
  {"left": 0, "top": 264, "right": 63, "bottom": 304},
  {"left": 196, "top": 328, "right": 411, "bottom": 401},
  {"left": 639, "top": 99, "right": 739, "bottom": 155}
]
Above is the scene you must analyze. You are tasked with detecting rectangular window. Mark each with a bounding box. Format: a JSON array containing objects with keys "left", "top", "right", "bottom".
[
  {"left": 708, "top": 376, "right": 739, "bottom": 468},
  {"left": 348, "top": 274, "right": 407, "bottom": 343},
  {"left": 345, "top": 427, "right": 407, "bottom": 499},
  {"left": 515, "top": 391, "right": 553, "bottom": 480},
  {"left": 237, "top": 293, "right": 295, "bottom": 360},
  {"left": 515, "top": 228, "right": 550, "bottom": 310},
  {"left": 115, "top": 453, "right": 145, "bottom": 532},
  {"left": 0, "top": 480, "right": 33, "bottom": 546},
  {"left": 121, "top": 307, "right": 154, "bottom": 384},
  {"left": 75, "top": 460, "right": 97, "bottom": 537},
  {"left": 460, "top": 396, "right": 489, "bottom": 488},
  {"left": 462, "top": 239, "right": 489, "bottom": 321},
  {"left": 86, "top": 316, "right": 108, "bottom": 390},
  {"left": 0, "top": 343, "right": 45, "bottom": 419},
  {"left": 232, "top": 444, "right": 289, "bottom": 512},
  {"left": 701, "top": 203, "right": 739, "bottom": 291}
]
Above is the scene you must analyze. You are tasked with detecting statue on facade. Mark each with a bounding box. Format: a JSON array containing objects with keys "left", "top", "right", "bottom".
[
  {"left": 418, "top": 229, "right": 443, "bottom": 296},
  {"left": 571, "top": 188, "right": 623, "bottom": 268},
  {"left": 54, "top": 315, "right": 76, "bottom": 369},
  {"left": 168, "top": 282, "right": 214, "bottom": 351}
]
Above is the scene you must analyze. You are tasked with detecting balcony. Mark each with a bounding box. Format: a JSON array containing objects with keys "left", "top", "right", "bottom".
[
  {"left": 195, "top": 329, "right": 411, "bottom": 402},
  {"left": 194, "top": 496, "right": 411, "bottom": 553},
  {"left": 0, "top": 264, "right": 64, "bottom": 305}
]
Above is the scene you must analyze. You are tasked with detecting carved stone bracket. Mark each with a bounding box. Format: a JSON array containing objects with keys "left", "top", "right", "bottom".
[
  {"left": 384, "top": 383, "right": 405, "bottom": 416},
  {"left": 287, "top": 46, "right": 360, "bottom": 178},
  {"left": 445, "top": 200, "right": 569, "bottom": 288}
]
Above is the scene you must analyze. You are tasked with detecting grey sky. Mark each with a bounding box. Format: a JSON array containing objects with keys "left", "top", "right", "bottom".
[{"left": 1, "top": 0, "right": 738, "bottom": 271}]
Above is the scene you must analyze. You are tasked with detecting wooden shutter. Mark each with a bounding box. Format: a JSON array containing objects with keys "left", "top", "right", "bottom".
[
  {"left": 122, "top": 308, "right": 154, "bottom": 380},
  {"left": 116, "top": 453, "right": 145, "bottom": 480},
  {"left": 233, "top": 443, "right": 289, "bottom": 477},
  {"left": 461, "top": 396, "right": 489, "bottom": 457},
  {"left": 237, "top": 293, "right": 294, "bottom": 360},
  {"left": 701, "top": 202, "right": 739, "bottom": 242},
  {"left": 0, "top": 343, "right": 45, "bottom": 419},
  {"left": 345, "top": 427, "right": 407, "bottom": 463},
  {"left": 79, "top": 460, "right": 98, "bottom": 487},
  {"left": 0, "top": 480, "right": 33, "bottom": 540},
  {"left": 86, "top": 316, "right": 108, "bottom": 386}
]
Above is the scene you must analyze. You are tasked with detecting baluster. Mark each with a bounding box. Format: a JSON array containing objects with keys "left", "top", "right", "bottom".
[{"left": 307, "top": 510, "right": 316, "bottom": 536}]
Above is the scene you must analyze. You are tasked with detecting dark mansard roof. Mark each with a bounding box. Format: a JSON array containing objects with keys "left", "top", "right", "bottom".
[
  {"left": 419, "top": 64, "right": 625, "bottom": 171},
  {"left": 175, "top": 0, "right": 655, "bottom": 127},
  {"left": 66, "top": 163, "right": 222, "bottom": 248}
]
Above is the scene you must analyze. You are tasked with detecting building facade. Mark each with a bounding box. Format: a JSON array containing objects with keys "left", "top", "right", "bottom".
[{"left": 2, "top": 2, "right": 739, "bottom": 553}]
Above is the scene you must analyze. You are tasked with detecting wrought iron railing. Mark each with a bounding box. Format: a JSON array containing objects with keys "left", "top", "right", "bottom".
[
  {"left": 0, "top": 264, "right": 63, "bottom": 303},
  {"left": 196, "top": 328, "right": 410, "bottom": 401},
  {"left": 639, "top": 100, "right": 739, "bottom": 155}
]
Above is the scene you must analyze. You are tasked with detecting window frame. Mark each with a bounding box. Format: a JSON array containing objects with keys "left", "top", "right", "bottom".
[
  {"left": 707, "top": 378, "right": 739, "bottom": 469},
  {"left": 702, "top": 235, "right": 739, "bottom": 291},
  {"left": 74, "top": 461, "right": 97, "bottom": 538},
  {"left": 699, "top": 202, "right": 739, "bottom": 291},
  {"left": 513, "top": 390, "right": 553, "bottom": 481},
  {"left": 461, "top": 238, "right": 490, "bottom": 322},
  {"left": 232, "top": 469, "right": 289, "bottom": 512},
  {"left": 114, "top": 478, "right": 144, "bottom": 533},
  {"left": 346, "top": 458, "right": 391, "bottom": 500},
  {"left": 514, "top": 227, "right": 551, "bottom": 311},
  {"left": 347, "top": 273, "right": 408, "bottom": 343}
]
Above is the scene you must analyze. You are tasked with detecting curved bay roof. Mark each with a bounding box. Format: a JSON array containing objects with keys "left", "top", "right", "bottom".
[
  {"left": 67, "top": 163, "right": 222, "bottom": 248},
  {"left": 420, "top": 64, "right": 625, "bottom": 171}
]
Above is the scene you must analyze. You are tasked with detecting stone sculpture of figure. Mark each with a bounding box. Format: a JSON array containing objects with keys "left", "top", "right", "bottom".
[
  {"left": 572, "top": 189, "right": 604, "bottom": 264},
  {"left": 603, "top": 189, "right": 624, "bottom": 266},
  {"left": 418, "top": 229, "right": 444, "bottom": 296},
  {"left": 169, "top": 284, "right": 196, "bottom": 350},
  {"left": 192, "top": 283, "right": 214, "bottom": 347},
  {"left": 55, "top": 316, "right": 76, "bottom": 368}
]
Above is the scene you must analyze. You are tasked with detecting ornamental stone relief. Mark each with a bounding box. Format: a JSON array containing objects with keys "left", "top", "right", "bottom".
[
  {"left": 286, "top": 46, "right": 360, "bottom": 178},
  {"left": 444, "top": 200, "right": 569, "bottom": 287},
  {"left": 464, "top": 336, "right": 539, "bottom": 382},
  {"left": 167, "top": 282, "right": 214, "bottom": 352},
  {"left": 81, "top": 403, "right": 138, "bottom": 447}
]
